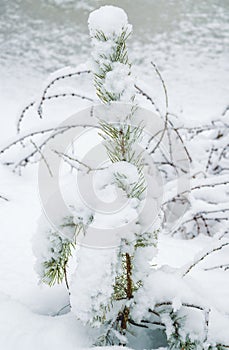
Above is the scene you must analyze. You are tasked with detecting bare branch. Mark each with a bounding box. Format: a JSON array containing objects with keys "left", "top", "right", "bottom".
[
  {"left": 0, "top": 124, "right": 98, "bottom": 156},
  {"left": 30, "top": 140, "right": 53, "bottom": 177},
  {"left": 152, "top": 302, "right": 204, "bottom": 311},
  {"left": 204, "top": 263, "right": 229, "bottom": 271},
  {"left": 222, "top": 105, "right": 229, "bottom": 116},
  {"left": 37, "top": 70, "right": 91, "bottom": 117},
  {"left": 17, "top": 92, "right": 94, "bottom": 134},
  {"left": 149, "top": 61, "right": 168, "bottom": 155},
  {"left": 53, "top": 149, "right": 107, "bottom": 173},
  {"left": 162, "top": 180, "right": 229, "bottom": 207},
  {"left": 203, "top": 308, "right": 210, "bottom": 343},
  {"left": 135, "top": 81, "right": 192, "bottom": 162},
  {"left": 0, "top": 194, "right": 9, "bottom": 202},
  {"left": 182, "top": 243, "right": 229, "bottom": 277},
  {"left": 134, "top": 84, "right": 163, "bottom": 117}
]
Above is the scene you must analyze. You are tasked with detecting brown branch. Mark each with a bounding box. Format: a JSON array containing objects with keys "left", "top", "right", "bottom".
[
  {"left": 126, "top": 253, "right": 132, "bottom": 300},
  {"left": 64, "top": 264, "right": 69, "bottom": 291}
]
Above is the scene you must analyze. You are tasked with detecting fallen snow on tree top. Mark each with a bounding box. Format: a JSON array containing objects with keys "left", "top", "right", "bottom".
[{"left": 88, "top": 5, "right": 132, "bottom": 37}]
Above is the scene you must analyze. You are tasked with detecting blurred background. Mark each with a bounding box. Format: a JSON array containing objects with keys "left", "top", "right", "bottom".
[{"left": 0, "top": 0, "right": 229, "bottom": 134}]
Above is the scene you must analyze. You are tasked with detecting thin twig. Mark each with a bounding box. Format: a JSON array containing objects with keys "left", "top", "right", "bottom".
[
  {"left": 30, "top": 140, "right": 53, "bottom": 177},
  {"left": 149, "top": 61, "right": 168, "bottom": 155},
  {"left": 135, "top": 82, "right": 192, "bottom": 162},
  {"left": 162, "top": 180, "right": 229, "bottom": 207},
  {"left": 37, "top": 70, "right": 91, "bottom": 117},
  {"left": 182, "top": 243, "right": 229, "bottom": 277},
  {"left": 17, "top": 92, "right": 94, "bottom": 133},
  {"left": 53, "top": 149, "right": 107, "bottom": 173},
  {"left": 204, "top": 263, "right": 229, "bottom": 271},
  {"left": 55, "top": 303, "right": 71, "bottom": 316}
]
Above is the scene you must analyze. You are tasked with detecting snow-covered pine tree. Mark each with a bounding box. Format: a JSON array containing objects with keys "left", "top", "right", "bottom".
[
  {"left": 32, "top": 5, "right": 159, "bottom": 346},
  {"left": 70, "top": 6, "right": 160, "bottom": 345},
  {"left": 1, "top": 4, "right": 229, "bottom": 350},
  {"left": 30, "top": 6, "right": 229, "bottom": 350}
]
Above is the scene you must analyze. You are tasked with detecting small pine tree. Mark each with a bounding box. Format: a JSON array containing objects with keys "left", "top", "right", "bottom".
[{"left": 28, "top": 5, "right": 229, "bottom": 350}]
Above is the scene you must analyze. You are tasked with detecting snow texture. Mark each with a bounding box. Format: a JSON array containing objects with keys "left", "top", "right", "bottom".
[{"left": 88, "top": 6, "right": 132, "bottom": 38}]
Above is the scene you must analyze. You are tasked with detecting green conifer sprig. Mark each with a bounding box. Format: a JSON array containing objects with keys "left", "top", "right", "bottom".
[
  {"left": 99, "top": 120, "right": 144, "bottom": 166},
  {"left": 93, "top": 28, "right": 132, "bottom": 103},
  {"left": 42, "top": 237, "right": 75, "bottom": 287},
  {"left": 113, "top": 171, "right": 146, "bottom": 200},
  {"left": 134, "top": 230, "right": 159, "bottom": 249},
  {"left": 41, "top": 216, "right": 90, "bottom": 287}
]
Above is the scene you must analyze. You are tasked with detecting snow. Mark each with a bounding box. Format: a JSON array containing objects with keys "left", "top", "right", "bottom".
[
  {"left": 103, "top": 62, "right": 135, "bottom": 102},
  {"left": 0, "top": 291, "right": 92, "bottom": 350},
  {"left": 70, "top": 247, "right": 118, "bottom": 326},
  {"left": 0, "top": 2, "right": 229, "bottom": 350},
  {"left": 88, "top": 6, "right": 132, "bottom": 38},
  {"left": 88, "top": 6, "right": 135, "bottom": 103},
  {"left": 94, "top": 161, "right": 140, "bottom": 189}
]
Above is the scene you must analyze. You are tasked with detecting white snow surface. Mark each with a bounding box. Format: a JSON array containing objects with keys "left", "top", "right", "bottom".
[
  {"left": 70, "top": 247, "right": 118, "bottom": 326},
  {"left": 88, "top": 5, "right": 132, "bottom": 37}
]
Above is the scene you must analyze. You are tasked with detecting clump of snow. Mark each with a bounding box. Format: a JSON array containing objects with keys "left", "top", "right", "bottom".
[
  {"left": 93, "top": 161, "right": 140, "bottom": 202},
  {"left": 88, "top": 6, "right": 132, "bottom": 38},
  {"left": 71, "top": 203, "right": 94, "bottom": 226},
  {"left": 32, "top": 216, "right": 73, "bottom": 283},
  {"left": 70, "top": 247, "right": 118, "bottom": 326},
  {"left": 132, "top": 267, "right": 206, "bottom": 322},
  {"left": 103, "top": 62, "right": 135, "bottom": 102}
]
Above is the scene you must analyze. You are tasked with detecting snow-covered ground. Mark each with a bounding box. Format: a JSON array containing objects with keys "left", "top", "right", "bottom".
[{"left": 0, "top": 1, "right": 229, "bottom": 349}]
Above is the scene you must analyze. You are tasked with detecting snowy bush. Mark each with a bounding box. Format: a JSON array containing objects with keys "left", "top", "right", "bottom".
[{"left": 0, "top": 5, "right": 229, "bottom": 350}]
